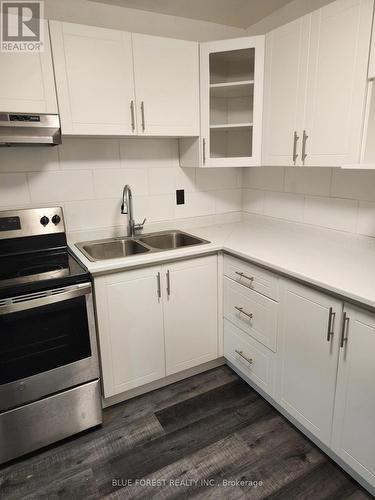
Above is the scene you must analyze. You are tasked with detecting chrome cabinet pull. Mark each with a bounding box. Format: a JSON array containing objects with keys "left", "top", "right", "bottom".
[
  {"left": 340, "top": 312, "right": 350, "bottom": 348},
  {"left": 235, "top": 271, "right": 254, "bottom": 284},
  {"left": 302, "top": 130, "right": 308, "bottom": 164},
  {"left": 293, "top": 131, "right": 299, "bottom": 165},
  {"left": 130, "top": 100, "right": 135, "bottom": 132},
  {"left": 202, "top": 138, "right": 206, "bottom": 165},
  {"left": 327, "top": 307, "right": 336, "bottom": 342},
  {"left": 235, "top": 306, "right": 253, "bottom": 320},
  {"left": 156, "top": 272, "right": 161, "bottom": 299},
  {"left": 166, "top": 270, "right": 171, "bottom": 297},
  {"left": 141, "top": 101, "right": 145, "bottom": 131},
  {"left": 235, "top": 349, "right": 253, "bottom": 365}
]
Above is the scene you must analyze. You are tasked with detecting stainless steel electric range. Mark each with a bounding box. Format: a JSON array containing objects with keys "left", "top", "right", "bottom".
[{"left": 0, "top": 207, "right": 102, "bottom": 464}]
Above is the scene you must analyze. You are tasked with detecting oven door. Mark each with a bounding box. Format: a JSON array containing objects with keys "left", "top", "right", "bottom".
[{"left": 0, "top": 283, "right": 99, "bottom": 411}]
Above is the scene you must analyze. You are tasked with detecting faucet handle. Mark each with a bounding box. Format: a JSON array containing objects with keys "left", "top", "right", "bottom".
[{"left": 134, "top": 218, "right": 147, "bottom": 233}]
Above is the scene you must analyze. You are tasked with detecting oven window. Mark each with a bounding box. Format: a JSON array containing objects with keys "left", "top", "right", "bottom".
[{"left": 0, "top": 296, "right": 92, "bottom": 385}]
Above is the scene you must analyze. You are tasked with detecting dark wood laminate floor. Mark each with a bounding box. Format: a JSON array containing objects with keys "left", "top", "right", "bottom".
[{"left": 0, "top": 366, "right": 371, "bottom": 500}]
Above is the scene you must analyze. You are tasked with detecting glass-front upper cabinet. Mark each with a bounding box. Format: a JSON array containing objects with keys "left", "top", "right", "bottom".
[{"left": 200, "top": 37, "right": 265, "bottom": 167}]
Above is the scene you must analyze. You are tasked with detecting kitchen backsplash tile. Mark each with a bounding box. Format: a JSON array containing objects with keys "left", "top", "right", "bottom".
[
  {"left": 263, "top": 191, "right": 304, "bottom": 222},
  {"left": 93, "top": 168, "right": 148, "bottom": 198},
  {"left": 59, "top": 138, "right": 121, "bottom": 170},
  {"left": 0, "top": 138, "right": 242, "bottom": 231},
  {"left": 284, "top": 167, "right": 332, "bottom": 196},
  {"left": 0, "top": 147, "right": 59, "bottom": 173},
  {"left": 2, "top": 141, "right": 375, "bottom": 238},
  {"left": 27, "top": 170, "right": 95, "bottom": 203},
  {"left": 331, "top": 169, "right": 375, "bottom": 201},
  {"left": 242, "top": 166, "right": 373, "bottom": 237},
  {"left": 304, "top": 196, "right": 358, "bottom": 233},
  {"left": 0, "top": 173, "right": 30, "bottom": 206},
  {"left": 243, "top": 166, "right": 285, "bottom": 191}
]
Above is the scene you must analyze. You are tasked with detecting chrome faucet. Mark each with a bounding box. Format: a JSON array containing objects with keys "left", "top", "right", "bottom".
[{"left": 121, "top": 185, "right": 146, "bottom": 237}]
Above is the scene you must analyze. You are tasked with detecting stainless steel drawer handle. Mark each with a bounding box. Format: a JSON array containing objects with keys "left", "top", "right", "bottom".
[
  {"left": 340, "top": 312, "right": 350, "bottom": 348},
  {"left": 141, "top": 101, "right": 145, "bottom": 132},
  {"left": 302, "top": 130, "right": 308, "bottom": 164},
  {"left": 235, "top": 349, "right": 253, "bottom": 365},
  {"left": 157, "top": 272, "right": 161, "bottom": 299},
  {"left": 326, "top": 307, "right": 335, "bottom": 342},
  {"left": 235, "top": 271, "right": 254, "bottom": 283},
  {"left": 235, "top": 306, "right": 254, "bottom": 320},
  {"left": 202, "top": 137, "right": 206, "bottom": 165},
  {"left": 293, "top": 131, "right": 299, "bottom": 165},
  {"left": 166, "top": 270, "right": 171, "bottom": 297},
  {"left": 130, "top": 100, "right": 136, "bottom": 132}
]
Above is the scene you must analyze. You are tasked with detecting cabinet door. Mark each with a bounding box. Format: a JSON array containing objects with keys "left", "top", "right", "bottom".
[
  {"left": 162, "top": 256, "right": 218, "bottom": 375},
  {"left": 0, "top": 19, "right": 57, "bottom": 113},
  {"left": 132, "top": 34, "right": 199, "bottom": 137},
  {"left": 200, "top": 36, "right": 264, "bottom": 167},
  {"left": 276, "top": 280, "right": 341, "bottom": 445},
  {"left": 332, "top": 304, "right": 375, "bottom": 488},
  {"left": 262, "top": 16, "right": 310, "bottom": 166},
  {"left": 49, "top": 21, "right": 136, "bottom": 136},
  {"left": 303, "top": 0, "right": 373, "bottom": 166},
  {"left": 94, "top": 267, "right": 165, "bottom": 398}
]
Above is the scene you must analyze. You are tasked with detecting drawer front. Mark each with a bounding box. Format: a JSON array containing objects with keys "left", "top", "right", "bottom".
[
  {"left": 224, "top": 319, "right": 275, "bottom": 397},
  {"left": 224, "top": 255, "right": 279, "bottom": 301},
  {"left": 224, "top": 277, "right": 278, "bottom": 352}
]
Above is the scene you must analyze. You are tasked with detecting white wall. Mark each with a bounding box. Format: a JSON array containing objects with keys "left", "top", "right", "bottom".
[
  {"left": 242, "top": 167, "right": 375, "bottom": 238},
  {"left": 0, "top": 139, "right": 242, "bottom": 233},
  {"left": 44, "top": 0, "right": 245, "bottom": 41}
]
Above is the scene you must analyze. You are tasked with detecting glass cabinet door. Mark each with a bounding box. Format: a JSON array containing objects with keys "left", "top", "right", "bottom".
[{"left": 200, "top": 37, "right": 264, "bottom": 167}]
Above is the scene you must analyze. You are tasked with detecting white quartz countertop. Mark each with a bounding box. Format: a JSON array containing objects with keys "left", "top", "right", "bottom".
[{"left": 68, "top": 214, "right": 375, "bottom": 310}]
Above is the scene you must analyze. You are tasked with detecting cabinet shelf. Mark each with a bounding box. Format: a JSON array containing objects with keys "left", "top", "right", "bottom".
[
  {"left": 210, "top": 123, "right": 253, "bottom": 129},
  {"left": 210, "top": 81, "right": 254, "bottom": 98}
]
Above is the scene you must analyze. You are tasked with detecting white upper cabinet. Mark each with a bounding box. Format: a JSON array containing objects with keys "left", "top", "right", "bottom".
[
  {"left": 304, "top": 0, "right": 373, "bottom": 166},
  {"left": 49, "top": 22, "right": 199, "bottom": 137},
  {"left": 262, "top": 16, "right": 310, "bottom": 166},
  {"left": 0, "top": 19, "right": 57, "bottom": 114},
  {"left": 262, "top": 0, "right": 373, "bottom": 167},
  {"left": 332, "top": 304, "right": 375, "bottom": 487},
  {"left": 132, "top": 34, "right": 199, "bottom": 136},
  {"left": 49, "top": 21, "right": 136, "bottom": 136},
  {"left": 199, "top": 36, "right": 265, "bottom": 167}
]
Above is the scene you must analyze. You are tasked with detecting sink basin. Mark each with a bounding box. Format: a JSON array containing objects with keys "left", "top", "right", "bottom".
[
  {"left": 76, "top": 230, "right": 209, "bottom": 262},
  {"left": 138, "top": 230, "right": 208, "bottom": 250},
  {"left": 76, "top": 238, "right": 150, "bottom": 262}
]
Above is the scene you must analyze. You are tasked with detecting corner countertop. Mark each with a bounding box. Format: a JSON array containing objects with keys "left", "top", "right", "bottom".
[{"left": 68, "top": 214, "right": 375, "bottom": 310}]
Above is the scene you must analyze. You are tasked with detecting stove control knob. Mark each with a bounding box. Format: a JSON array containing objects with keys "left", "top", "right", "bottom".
[
  {"left": 40, "top": 216, "right": 49, "bottom": 226},
  {"left": 52, "top": 214, "right": 61, "bottom": 225}
]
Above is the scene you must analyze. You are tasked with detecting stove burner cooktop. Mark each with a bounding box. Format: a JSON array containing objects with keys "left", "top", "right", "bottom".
[{"left": 0, "top": 207, "right": 90, "bottom": 299}]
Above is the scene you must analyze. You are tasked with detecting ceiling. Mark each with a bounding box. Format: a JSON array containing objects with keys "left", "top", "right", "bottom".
[{"left": 88, "top": 0, "right": 294, "bottom": 29}]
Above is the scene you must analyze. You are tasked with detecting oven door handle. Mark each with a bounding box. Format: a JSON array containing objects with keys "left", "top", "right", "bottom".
[{"left": 0, "top": 283, "right": 92, "bottom": 315}]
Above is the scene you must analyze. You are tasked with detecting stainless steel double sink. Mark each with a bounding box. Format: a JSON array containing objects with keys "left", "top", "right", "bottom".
[{"left": 76, "top": 230, "right": 210, "bottom": 262}]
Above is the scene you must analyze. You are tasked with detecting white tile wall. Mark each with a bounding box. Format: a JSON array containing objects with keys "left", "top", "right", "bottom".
[
  {"left": 2, "top": 140, "right": 375, "bottom": 238},
  {"left": 242, "top": 167, "right": 375, "bottom": 237},
  {"left": 0, "top": 138, "right": 242, "bottom": 232}
]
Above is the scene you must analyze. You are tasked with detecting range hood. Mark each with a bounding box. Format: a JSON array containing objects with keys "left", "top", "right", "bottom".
[{"left": 0, "top": 113, "right": 61, "bottom": 146}]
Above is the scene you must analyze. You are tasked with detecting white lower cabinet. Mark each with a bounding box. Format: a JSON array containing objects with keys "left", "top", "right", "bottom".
[
  {"left": 94, "top": 255, "right": 218, "bottom": 398},
  {"left": 162, "top": 256, "right": 218, "bottom": 375},
  {"left": 224, "top": 319, "right": 276, "bottom": 397},
  {"left": 223, "top": 255, "right": 375, "bottom": 493},
  {"left": 276, "top": 280, "right": 342, "bottom": 446},
  {"left": 332, "top": 304, "right": 375, "bottom": 487},
  {"left": 94, "top": 265, "right": 165, "bottom": 397}
]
